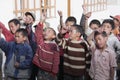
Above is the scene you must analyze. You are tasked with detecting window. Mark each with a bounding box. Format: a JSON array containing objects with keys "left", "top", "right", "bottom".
[
  {"left": 14, "top": 0, "right": 56, "bottom": 20},
  {"left": 83, "top": 0, "right": 107, "bottom": 12}
]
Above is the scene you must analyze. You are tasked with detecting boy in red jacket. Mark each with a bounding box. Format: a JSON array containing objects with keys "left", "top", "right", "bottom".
[{"left": 33, "top": 17, "right": 60, "bottom": 80}]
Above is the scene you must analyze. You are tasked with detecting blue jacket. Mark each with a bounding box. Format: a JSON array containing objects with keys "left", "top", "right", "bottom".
[{"left": 0, "top": 38, "right": 33, "bottom": 78}]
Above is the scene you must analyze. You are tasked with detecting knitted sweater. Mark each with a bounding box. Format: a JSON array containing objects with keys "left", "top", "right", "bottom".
[
  {"left": 32, "top": 22, "right": 60, "bottom": 74},
  {"left": 56, "top": 34, "right": 91, "bottom": 76}
]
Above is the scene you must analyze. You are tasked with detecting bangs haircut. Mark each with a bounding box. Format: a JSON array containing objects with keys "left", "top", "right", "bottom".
[
  {"left": 102, "top": 19, "right": 115, "bottom": 29},
  {"left": 94, "top": 31, "right": 107, "bottom": 39},
  {"left": 16, "top": 28, "right": 28, "bottom": 37},
  {"left": 72, "top": 24, "right": 84, "bottom": 36}
]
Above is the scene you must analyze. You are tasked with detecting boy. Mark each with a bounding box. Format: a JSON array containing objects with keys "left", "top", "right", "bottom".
[
  {"left": 33, "top": 22, "right": 60, "bottom": 80},
  {"left": 89, "top": 31, "right": 117, "bottom": 80},
  {"left": 0, "top": 19, "right": 21, "bottom": 42},
  {"left": 58, "top": 10, "right": 76, "bottom": 38},
  {"left": 55, "top": 24, "right": 91, "bottom": 80},
  {"left": 102, "top": 19, "right": 120, "bottom": 80},
  {"left": 110, "top": 15, "right": 120, "bottom": 41},
  {"left": 0, "top": 28, "right": 33, "bottom": 80}
]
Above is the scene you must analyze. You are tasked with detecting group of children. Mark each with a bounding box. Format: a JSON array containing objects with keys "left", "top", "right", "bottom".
[{"left": 0, "top": 5, "right": 120, "bottom": 80}]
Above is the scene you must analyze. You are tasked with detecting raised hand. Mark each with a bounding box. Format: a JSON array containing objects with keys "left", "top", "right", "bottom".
[
  {"left": 59, "top": 23, "right": 68, "bottom": 34},
  {"left": 85, "top": 12, "right": 92, "bottom": 19},
  {"left": 57, "top": 10, "right": 63, "bottom": 17},
  {"left": 40, "top": 11, "right": 47, "bottom": 22}
]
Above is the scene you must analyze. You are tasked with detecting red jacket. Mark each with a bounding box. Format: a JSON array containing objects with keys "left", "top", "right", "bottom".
[
  {"left": 32, "top": 22, "right": 60, "bottom": 75},
  {"left": 0, "top": 22, "right": 14, "bottom": 42}
]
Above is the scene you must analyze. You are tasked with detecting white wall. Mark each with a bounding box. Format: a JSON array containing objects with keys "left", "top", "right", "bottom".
[
  {"left": 0, "top": 0, "right": 120, "bottom": 31},
  {"left": 0, "top": 0, "right": 15, "bottom": 29}
]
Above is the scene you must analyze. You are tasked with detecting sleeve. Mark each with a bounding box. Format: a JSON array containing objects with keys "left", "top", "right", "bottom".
[
  {"left": 0, "top": 22, "right": 14, "bottom": 42},
  {"left": 80, "top": 14, "right": 86, "bottom": 32},
  {"left": 109, "top": 50, "right": 117, "bottom": 68},
  {"left": 35, "top": 22, "right": 44, "bottom": 45},
  {"left": 19, "top": 46, "right": 33, "bottom": 69},
  {"left": 0, "top": 38, "right": 9, "bottom": 54},
  {"left": 55, "top": 33, "right": 67, "bottom": 49},
  {"left": 79, "top": 14, "right": 89, "bottom": 34}
]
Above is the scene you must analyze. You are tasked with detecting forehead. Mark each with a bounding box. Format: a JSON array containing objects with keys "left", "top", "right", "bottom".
[{"left": 66, "top": 21, "right": 74, "bottom": 25}]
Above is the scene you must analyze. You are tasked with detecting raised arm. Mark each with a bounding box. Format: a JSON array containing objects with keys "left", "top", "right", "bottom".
[{"left": 0, "top": 21, "right": 14, "bottom": 42}]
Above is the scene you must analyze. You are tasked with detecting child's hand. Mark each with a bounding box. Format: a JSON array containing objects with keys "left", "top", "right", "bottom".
[
  {"left": 82, "top": 5, "right": 87, "bottom": 14},
  {"left": 57, "top": 10, "right": 63, "bottom": 17},
  {"left": 85, "top": 12, "right": 92, "bottom": 19},
  {"left": 14, "top": 62, "right": 20, "bottom": 68},
  {"left": 60, "top": 24, "right": 68, "bottom": 34},
  {"left": 40, "top": 11, "right": 47, "bottom": 22}
]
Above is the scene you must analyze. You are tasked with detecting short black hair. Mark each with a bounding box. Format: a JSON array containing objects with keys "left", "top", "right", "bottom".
[
  {"left": 102, "top": 19, "right": 115, "bottom": 29},
  {"left": 94, "top": 31, "right": 107, "bottom": 39},
  {"left": 16, "top": 28, "right": 28, "bottom": 37},
  {"left": 25, "top": 12, "right": 36, "bottom": 21},
  {"left": 8, "top": 18, "right": 21, "bottom": 26},
  {"left": 72, "top": 24, "right": 84, "bottom": 35},
  {"left": 89, "top": 19, "right": 101, "bottom": 27},
  {"left": 65, "top": 16, "right": 76, "bottom": 24}
]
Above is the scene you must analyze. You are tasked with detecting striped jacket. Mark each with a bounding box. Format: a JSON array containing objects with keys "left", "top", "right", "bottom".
[
  {"left": 32, "top": 22, "right": 60, "bottom": 75},
  {"left": 56, "top": 34, "right": 91, "bottom": 76}
]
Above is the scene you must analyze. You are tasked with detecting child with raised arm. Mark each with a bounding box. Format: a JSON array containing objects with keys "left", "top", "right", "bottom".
[
  {"left": 0, "top": 28, "right": 33, "bottom": 80},
  {"left": 55, "top": 24, "right": 91, "bottom": 80},
  {"left": 32, "top": 17, "right": 60, "bottom": 80},
  {"left": 89, "top": 31, "right": 117, "bottom": 80}
]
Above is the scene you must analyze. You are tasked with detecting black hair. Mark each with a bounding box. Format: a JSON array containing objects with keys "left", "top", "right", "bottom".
[
  {"left": 72, "top": 24, "right": 83, "bottom": 35},
  {"left": 89, "top": 19, "right": 101, "bottom": 27},
  {"left": 16, "top": 28, "right": 28, "bottom": 37},
  {"left": 72, "top": 24, "right": 88, "bottom": 41},
  {"left": 65, "top": 16, "right": 77, "bottom": 24},
  {"left": 102, "top": 19, "right": 115, "bottom": 29},
  {"left": 94, "top": 31, "right": 107, "bottom": 39},
  {"left": 25, "top": 12, "right": 35, "bottom": 21},
  {"left": 8, "top": 18, "right": 21, "bottom": 26}
]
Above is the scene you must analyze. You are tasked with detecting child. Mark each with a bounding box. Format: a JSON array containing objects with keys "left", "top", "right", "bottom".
[
  {"left": 0, "top": 19, "right": 21, "bottom": 42},
  {"left": 55, "top": 24, "right": 91, "bottom": 80},
  {"left": 110, "top": 15, "right": 120, "bottom": 40},
  {"left": 22, "top": 12, "right": 37, "bottom": 80},
  {"left": 102, "top": 19, "right": 120, "bottom": 80},
  {"left": 89, "top": 31, "right": 117, "bottom": 80},
  {"left": 58, "top": 10, "right": 76, "bottom": 38},
  {"left": 0, "top": 28, "right": 33, "bottom": 80},
  {"left": 0, "top": 19, "right": 21, "bottom": 79},
  {"left": 32, "top": 22, "right": 60, "bottom": 80},
  {"left": 87, "top": 19, "right": 101, "bottom": 46}
]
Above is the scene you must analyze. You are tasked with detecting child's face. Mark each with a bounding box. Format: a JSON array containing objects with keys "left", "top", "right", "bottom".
[
  {"left": 66, "top": 21, "right": 75, "bottom": 30},
  {"left": 69, "top": 26, "right": 80, "bottom": 40},
  {"left": 24, "top": 15, "right": 34, "bottom": 24},
  {"left": 95, "top": 34, "right": 107, "bottom": 49},
  {"left": 113, "top": 19, "right": 120, "bottom": 27},
  {"left": 15, "top": 32, "right": 26, "bottom": 43},
  {"left": 90, "top": 24, "right": 99, "bottom": 31},
  {"left": 102, "top": 23, "right": 112, "bottom": 35},
  {"left": 9, "top": 22, "right": 20, "bottom": 34},
  {"left": 43, "top": 28, "right": 55, "bottom": 41}
]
